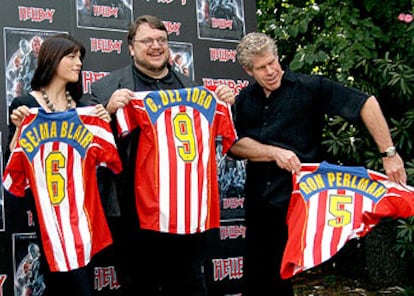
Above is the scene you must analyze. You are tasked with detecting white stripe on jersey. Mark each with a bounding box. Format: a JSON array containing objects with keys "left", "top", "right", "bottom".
[
  {"left": 73, "top": 146, "right": 92, "bottom": 267},
  {"left": 158, "top": 108, "right": 171, "bottom": 233},
  {"left": 198, "top": 111, "right": 210, "bottom": 233},
  {"left": 304, "top": 191, "right": 318, "bottom": 268},
  {"left": 34, "top": 142, "right": 67, "bottom": 271}
]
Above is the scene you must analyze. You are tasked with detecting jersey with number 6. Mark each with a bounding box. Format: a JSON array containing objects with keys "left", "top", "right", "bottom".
[
  {"left": 281, "top": 161, "right": 414, "bottom": 279},
  {"left": 116, "top": 86, "right": 237, "bottom": 234},
  {"left": 3, "top": 107, "right": 122, "bottom": 272}
]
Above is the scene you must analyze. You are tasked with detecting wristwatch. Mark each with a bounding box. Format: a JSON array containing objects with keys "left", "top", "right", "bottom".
[{"left": 380, "top": 146, "right": 397, "bottom": 158}]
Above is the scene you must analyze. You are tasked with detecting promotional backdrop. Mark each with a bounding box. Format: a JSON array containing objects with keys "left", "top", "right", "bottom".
[{"left": 0, "top": 1, "right": 256, "bottom": 295}]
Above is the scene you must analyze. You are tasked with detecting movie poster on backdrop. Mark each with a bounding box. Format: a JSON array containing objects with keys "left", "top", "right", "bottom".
[
  {"left": 168, "top": 41, "right": 194, "bottom": 81},
  {"left": 196, "top": 0, "right": 245, "bottom": 42},
  {"left": 0, "top": 133, "right": 4, "bottom": 232},
  {"left": 12, "top": 233, "right": 45, "bottom": 296},
  {"left": 76, "top": 0, "right": 133, "bottom": 32},
  {"left": 3, "top": 28, "right": 66, "bottom": 113}
]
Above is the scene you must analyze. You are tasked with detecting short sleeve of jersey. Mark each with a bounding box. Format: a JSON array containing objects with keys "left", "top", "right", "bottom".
[
  {"left": 3, "top": 144, "right": 28, "bottom": 197},
  {"left": 215, "top": 100, "right": 237, "bottom": 153}
]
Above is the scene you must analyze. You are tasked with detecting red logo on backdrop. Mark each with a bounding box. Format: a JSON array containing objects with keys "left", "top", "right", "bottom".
[
  {"left": 163, "top": 21, "right": 182, "bottom": 36},
  {"left": 203, "top": 78, "right": 249, "bottom": 95},
  {"left": 211, "top": 18, "right": 233, "bottom": 30},
  {"left": 222, "top": 197, "right": 244, "bottom": 209},
  {"left": 94, "top": 266, "right": 120, "bottom": 291},
  {"left": 90, "top": 38, "right": 123, "bottom": 54},
  {"left": 209, "top": 48, "right": 237, "bottom": 63},
  {"left": 220, "top": 225, "right": 246, "bottom": 240},
  {"left": 82, "top": 71, "right": 109, "bottom": 93},
  {"left": 151, "top": 0, "right": 187, "bottom": 5},
  {"left": 18, "top": 6, "right": 55, "bottom": 23},
  {"left": 93, "top": 5, "right": 119, "bottom": 18},
  {"left": 27, "top": 210, "right": 35, "bottom": 227},
  {"left": 212, "top": 257, "right": 243, "bottom": 281},
  {"left": 0, "top": 275, "right": 7, "bottom": 296}
]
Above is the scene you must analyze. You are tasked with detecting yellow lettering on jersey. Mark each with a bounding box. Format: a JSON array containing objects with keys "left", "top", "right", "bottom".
[
  {"left": 311, "top": 171, "right": 386, "bottom": 200},
  {"left": 60, "top": 121, "right": 68, "bottom": 137},
  {"left": 39, "top": 122, "right": 50, "bottom": 139},
  {"left": 27, "top": 131, "right": 40, "bottom": 148},
  {"left": 146, "top": 97, "right": 158, "bottom": 112},
  {"left": 79, "top": 132, "right": 93, "bottom": 148},
  {"left": 67, "top": 122, "right": 75, "bottom": 139},
  {"left": 50, "top": 122, "right": 58, "bottom": 138},
  {"left": 20, "top": 138, "right": 34, "bottom": 153},
  {"left": 300, "top": 174, "right": 326, "bottom": 194},
  {"left": 186, "top": 88, "right": 212, "bottom": 109}
]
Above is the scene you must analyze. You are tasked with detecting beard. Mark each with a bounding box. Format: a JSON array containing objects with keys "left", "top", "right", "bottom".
[{"left": 134, "top": 54, "right": 170, "bottom": 74}]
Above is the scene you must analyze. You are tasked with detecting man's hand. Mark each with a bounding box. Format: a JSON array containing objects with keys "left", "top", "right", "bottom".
[
  {"left": 214, "top": 84, "right": 235, "bottom": 105},
  {"left": 383, "top": 154, "right": 407, "bottom": 184},
  {"left": 106, "top": 88, "right": 135, "bottom": 114},
  {"left": 271, "top": 146, "right": 301, "bottom": 175}
]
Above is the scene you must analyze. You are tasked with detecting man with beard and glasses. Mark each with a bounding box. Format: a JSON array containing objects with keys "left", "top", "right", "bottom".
[{"left": 81, "top": 15, "right": 236, "bottom": 296}]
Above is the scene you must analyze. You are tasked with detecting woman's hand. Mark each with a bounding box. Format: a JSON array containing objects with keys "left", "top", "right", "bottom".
[
  {"left": 94, "top": 104, "right": 111, "bottom": 122},
  {"left": 10, "top": 105, "right": 30, "bottom": 128}
]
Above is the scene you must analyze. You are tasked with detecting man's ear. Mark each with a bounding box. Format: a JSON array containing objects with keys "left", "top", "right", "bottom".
[
  {"left": 244, "top": 66, "right": 253, "bottom": 77},
  {"left": 128, "top": 44, "right": 134, "bottom": 57}
]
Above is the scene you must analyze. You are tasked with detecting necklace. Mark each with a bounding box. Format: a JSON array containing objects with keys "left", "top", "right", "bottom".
[{"left": 41, "top": 88, "right": 73, "bottom": 112}]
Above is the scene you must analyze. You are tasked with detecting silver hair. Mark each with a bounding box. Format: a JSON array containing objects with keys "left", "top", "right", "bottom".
[{"left": 236, "top": 32, "right": 278, "bottom": 70}]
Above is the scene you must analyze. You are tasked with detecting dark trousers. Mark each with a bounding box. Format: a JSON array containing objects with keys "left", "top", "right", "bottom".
[
  {"left": 243, "top": 206, "right": 294, "bottom": 296},
  {"left": 43, "top": 265, "right": 94, "bottom": 296},
  {"left": 121, "top": 229, "right": 208, "bottom": 296}
]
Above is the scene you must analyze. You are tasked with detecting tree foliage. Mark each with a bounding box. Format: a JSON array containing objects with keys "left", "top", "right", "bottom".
[
  {"left": 256, "top": 0, "right": 414, "bottom": 270},
  {"left": 257, "top": 0, "right": 414, "bottom": 181}
]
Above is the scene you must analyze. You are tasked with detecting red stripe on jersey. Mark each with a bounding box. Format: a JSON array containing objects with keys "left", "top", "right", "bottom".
[
  {"left": 52, "top": 142, "right": 70, "bottom": 270},
  {"left": 353, "top": 192, "right": 363, "bottom": 229},
  {"left": 183, "top": 107, "right": 191, "bottom": 234},
  {"left": 330, "top": 189, "right": 345, "bottom": 257},
  {"left": 165, "top": 108, "right": 178, "bottom": 233},
  {"left": 67, "top": 144, "right": 85, "bottom": 268},
  {"left": 194, "top": 109, "right": 205, "bottom": 232}
]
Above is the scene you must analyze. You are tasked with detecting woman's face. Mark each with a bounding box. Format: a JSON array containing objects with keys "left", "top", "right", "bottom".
[{"left": 55, "top": 50, "right": 82, "bottom": 83}]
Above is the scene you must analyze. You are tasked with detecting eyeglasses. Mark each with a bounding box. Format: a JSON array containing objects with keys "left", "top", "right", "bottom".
[{"left": 133, "top": 37, "right": 168, "bottom": 47}]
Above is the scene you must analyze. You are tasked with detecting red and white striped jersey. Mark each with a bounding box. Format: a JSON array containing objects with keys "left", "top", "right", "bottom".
[
  {"left": 281, "top": 161, "right": 414, "bottom": 279},
  {"left": 116, "top": 86, "right": 237, "bottom": 234},
  {"left": 3, "top": 107, "right": 122, "bottom": 272}
]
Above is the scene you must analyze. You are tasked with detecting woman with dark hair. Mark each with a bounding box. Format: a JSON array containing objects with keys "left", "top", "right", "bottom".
[
  {"left": 6, "top": 34, "right": 112, "bottom": 296},
  {"left": 8, "top": 33, "right": 110, "bottom": 152}
]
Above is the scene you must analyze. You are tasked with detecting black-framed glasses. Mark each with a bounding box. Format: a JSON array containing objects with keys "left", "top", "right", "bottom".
[{"left": 133, "top": 37, "right": 168, "bottom": 47}]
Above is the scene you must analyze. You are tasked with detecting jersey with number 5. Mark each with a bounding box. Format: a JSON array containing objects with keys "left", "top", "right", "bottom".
[
  {"left": 3, "top": 107, "right": 122, "bottom": 272},
  {"left": 116, "top": 86, "right": 237, "bottom": 234},
  {"left": 281, "top": 161, "right": 414, "bottom": 279}
]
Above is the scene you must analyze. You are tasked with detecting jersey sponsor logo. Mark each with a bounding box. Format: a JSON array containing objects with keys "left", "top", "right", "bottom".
[
  {"left": 19, "top": 113, "right": 93, "bottom": 159},
  {"left": 143, "top": 87, "right": 217, "bottom": 124},
  {"left": 299, "top": 170, "right": 387, "bottom": 202}
]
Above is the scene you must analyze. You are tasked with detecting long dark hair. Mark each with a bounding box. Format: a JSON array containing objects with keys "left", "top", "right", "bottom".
[{"left": 30, "top": 34, "right": 86, "bottom": 101}]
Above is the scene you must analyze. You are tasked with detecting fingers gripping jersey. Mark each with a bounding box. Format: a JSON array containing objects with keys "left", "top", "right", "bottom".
[
  {"left": 3, "top": 107, "right": 122, "bottom": 272},
  {"left": 281, "top": 161, "right": 414, "bottom": 279},
  {"left": 116, "top": 86, "right": 237, "bottom": 234}
]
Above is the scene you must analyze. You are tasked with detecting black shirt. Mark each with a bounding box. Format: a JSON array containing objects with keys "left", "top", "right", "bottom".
[{"left": 234, "top": 69, "right": 369, "bottom": 208}]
